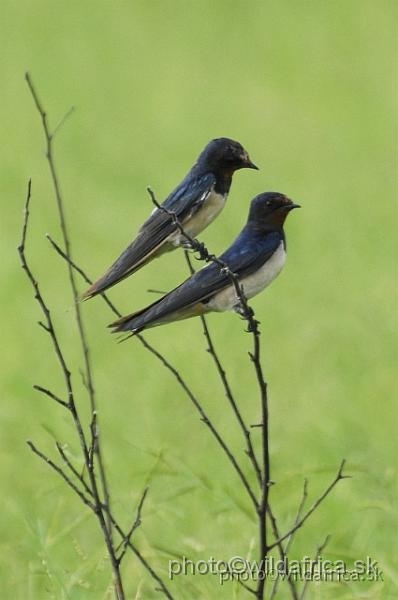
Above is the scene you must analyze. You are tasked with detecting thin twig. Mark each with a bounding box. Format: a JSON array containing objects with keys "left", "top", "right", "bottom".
[
  {"left": 250, "top": 328, "right": 269, "bottom": 600},
  {"left": 56, "top": 440, "right": 153, "bottom": 579},
  {"left": 89, "top": 410, "right": 98, "bottom": 470},
  {"left": 300, "top": 535, "right": 330, "bottom": 600},
  {"left": 107, "top": 517, "right": 174, "bottom": 600},
  {"left": 269, "top": 479, "right": 309, "bottom": 600},
  {"left": 33, "top": 384, "right": 69, "bottom": 409},
  {"left": 46, "top": 234, "right": 122, "bottom": 318},
  {"left": 286, "top": 479, "right": 309, "bottom": 553},
  {"left": 237, "top": 579, "right": 257, "bottom": 595},
  {"left": 27, "top": 440, "right": 96, "bottom": 511},
  {"left": 268, "top": 461, "right": 349, "bottom": 551},
  {"left": 26, "top": 72, "right": 114, "bottom": 548},
  {"left": 184, "top": 252, "right": 262, "bottom": 487},
  {"left": 137, "top": 333, "right": 258, "bottom": 509},
  {"left": 52, "top": 106, "right": 76, "bottom": 137},
  {"left": 19, "top": 179, "right": 125, "bottom": 599},
  {"left": 29, "top": 440, "right": 174, "bottom": 599},
  {"left": 266, "top": 506, "right": 299, "bottom": 600},
  {"left": 117, "top": 487, "right": 149, "bottom": 563},
  {"left": 19, "top": 182, "right": 73, "bottom": 406},
  {"left": 56, "top": 442, "right": 93, "bottom": 498}
]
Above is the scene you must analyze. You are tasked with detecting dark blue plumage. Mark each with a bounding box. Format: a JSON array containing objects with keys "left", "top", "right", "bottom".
[
  {"left": 110, "top": 192, "right": 300, "bottom": 334},
  {"left": 83, "top": 138, "right": 257, "bottom": 299}
]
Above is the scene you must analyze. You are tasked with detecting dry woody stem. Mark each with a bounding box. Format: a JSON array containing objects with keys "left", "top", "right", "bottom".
[{"left": 23, "top": 75, "right": 174, "bottom": 600}]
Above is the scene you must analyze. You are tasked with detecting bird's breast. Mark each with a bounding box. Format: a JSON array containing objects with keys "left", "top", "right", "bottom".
[
  {"left": 169, "top": 188, "right": 227, "bottom": 246},
  {"left": 208, "top": 242, "right": 286, "bottom": 312}
]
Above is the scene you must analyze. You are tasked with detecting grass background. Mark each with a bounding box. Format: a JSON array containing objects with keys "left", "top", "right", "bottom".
[{"left": 1, "top": 1, "right": 397, "bottom": 598}]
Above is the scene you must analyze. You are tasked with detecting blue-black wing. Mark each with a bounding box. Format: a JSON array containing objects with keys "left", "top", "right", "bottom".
[{"left": 111, "top": 229, "right": 283, "bottom": 332}]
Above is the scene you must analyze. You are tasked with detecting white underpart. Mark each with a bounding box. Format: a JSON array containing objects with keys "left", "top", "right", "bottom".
[
  {"left": 207, "top": 242, "right": 286, "bottom": 312},
  {"left": 168, "top": 186, "right": 227, "bottom": 246}
]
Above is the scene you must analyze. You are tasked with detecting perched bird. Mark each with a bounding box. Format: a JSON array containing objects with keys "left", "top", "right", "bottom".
[
  {"left": 82, "top": 137, "right": 258, "bottom": 299},
  {"left": 110, "top": 192, "right": 300, "bottom": 334}
]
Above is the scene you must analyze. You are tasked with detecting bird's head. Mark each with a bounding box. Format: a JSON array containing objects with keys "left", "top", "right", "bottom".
[
  {"left": 199, "top": 137, "right": 258, "bottom": 174},
  {"left": 248, "top": 192, "right": 300, "bottom": 229}
]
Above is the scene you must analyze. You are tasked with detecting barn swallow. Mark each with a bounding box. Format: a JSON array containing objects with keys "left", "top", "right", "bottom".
[
  {"left": 110, "top": 192, "right": 300, "bottom": 334},
  {"left": 82, "top": 138, "right": 258, "bottom": 299}
]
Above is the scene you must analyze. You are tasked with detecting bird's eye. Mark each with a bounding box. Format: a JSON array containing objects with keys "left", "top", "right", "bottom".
[{"left": 266, "top": 200, "right": 271, "bottom": 206}]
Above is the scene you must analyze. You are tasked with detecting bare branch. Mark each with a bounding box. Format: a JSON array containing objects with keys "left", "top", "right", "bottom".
[
  {"left": 269, "top": 479, "right": 309, "bottom": 600},
  {"left": 46, "top": 234, "right": 90, "bottom": 286},
  {"left": 24, "top": 84, "right": 177, "bottom": 596},
  {"left": 237, "top": 578, "right": 257, "bottom": 595},
  {"left": 286, "top": 479, "right": 309, "bottom": 552},
  {"left": 245, "top": 299, "right": 269, "bottom": 600},
  {"left": 31, "top": 440, "right": 174, "bottom": 599},
  {"left": 137, "top": 333, "right": 258, "bottom": 509},
  {"left": 265, "top": 506, "right": 298, "bottom": 599},
  {"left": 52, "top": 106, "right": 76, "bottom": 138},
  {"left": 117, "top": 487, "right": 149, "bottom": 563},
  {"left": 300, "top": 535, "right": 330, "bottom": 600},
  {"left": 26, "top": 72, "right": 116, "bottom": 566},
  {"left": 27, "top": 440, "right": 95, "bottom": 511},
  {"left": 89, "top": 410, "right": 98, "bottom": 470},
  {"left": 268, "top": 461, "right": 349, "bottom": 551},
  {"left": 33, "top": 384, "right": 69, "bottom": 409},
  {"left": 19, "top": 181, "right": 74, "bottom": 410},
  {"left": 20, "top": 178, "right": 124, "bottom": 598},
  {"left": 56, "top": 442, "right": 93, "bottom": 498},
  {"left": 26, "top": 70, "right": 98, "bottom": 448},
  {"left": 46, "top": 233, "right": 122, "bottom": 318},
  {"left": 184, "top": 252, "right": 262, "bottom": 487}
]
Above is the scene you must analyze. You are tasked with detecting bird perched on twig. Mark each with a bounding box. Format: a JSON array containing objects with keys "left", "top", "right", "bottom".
[
  {"left": 110, "top": 192, "right": 300, "bottom": 335},
  {"left": 82, "top": 137, "right": 258, "bottom": 299}
]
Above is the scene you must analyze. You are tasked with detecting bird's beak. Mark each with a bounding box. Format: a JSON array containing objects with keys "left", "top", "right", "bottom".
[
  {"left": 287, "top": 203, "right": 301, "bottom": 210},
  {"left": 242, "top": 153, "right": 259, "bottom": 170}
]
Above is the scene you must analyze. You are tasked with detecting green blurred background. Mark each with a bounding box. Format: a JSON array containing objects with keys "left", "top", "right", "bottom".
[{"left": 1, "top": 1, "right": 397, "bottom": 598}]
